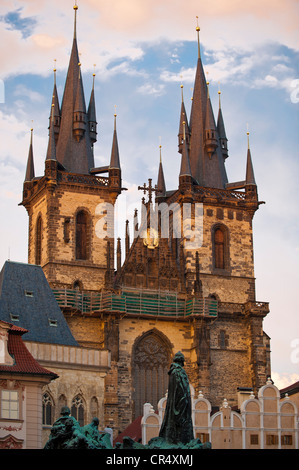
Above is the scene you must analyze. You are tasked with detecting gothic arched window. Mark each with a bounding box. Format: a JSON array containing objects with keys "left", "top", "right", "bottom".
[
  {"left": 42, "top": 392, "right": 54, "bottom": 426},
  {"left": 132, "top": 330, "right": 172, "bottom": 419},
  {"left": 213, "top": 224, "right": 229, "bottom": 271},
  {"left": 75, "top": 210, "right": 89, "bottom": 260},
  {"left": 71, "top": 395, "right": 85, "bottom": 426},
  {"left": 90, "top": 397, "right": 98, "bottom": 420},
  {"left": 35, "top": 216, "right": 42, "bottom": 265}
]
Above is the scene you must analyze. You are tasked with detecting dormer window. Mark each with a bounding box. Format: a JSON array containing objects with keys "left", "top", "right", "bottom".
[
  {"left": 48, "top": 319, "right": 58, "bottom": 327},
  {"left": 10, "top": 314, "right": 19, "bottom": 322},
  {"left": 25, "top": 290, "right": 33, "bottom": 297}
]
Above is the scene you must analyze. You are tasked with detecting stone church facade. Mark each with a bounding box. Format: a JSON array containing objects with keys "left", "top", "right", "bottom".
[{"left": 20, "top": 5, "right": 270, "bottom": 438}]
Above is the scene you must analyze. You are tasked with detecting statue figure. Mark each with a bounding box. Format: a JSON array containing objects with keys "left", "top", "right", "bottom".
[
  {"left": 159, "top": 351, "right": 194, "bottom": 444},
  {"left": 44, "top": 407, "right": 112, "bottom": 449}
]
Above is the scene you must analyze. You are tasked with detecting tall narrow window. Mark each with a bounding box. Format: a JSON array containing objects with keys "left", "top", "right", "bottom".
[
  {"left": 71, "top": 395, "right": 85, "bottom": 426},
  {"left": 75, "top": 210, "right": 89, "bottom": 260},
  {"left": 214, "top": 228, "right": 224, "bottom": 269},
  {"left": 42, "top": 392, "right": 54, "bottom": 426},
  {"left": 35, "top": 216, "right": 42, "bottom": 265}
]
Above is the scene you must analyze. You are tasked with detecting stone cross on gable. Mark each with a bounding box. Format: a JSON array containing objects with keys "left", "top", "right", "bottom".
[{"left": 138, "top": 178, "right": 158, "bottom": 204}]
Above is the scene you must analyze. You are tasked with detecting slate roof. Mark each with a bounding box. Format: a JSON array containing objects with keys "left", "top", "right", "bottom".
[
  {"left": 0, "top": 261, "right": 78, "bottom": 346},
  {"left": 0, "top": 321, "right": 58, "bottom": 378}
]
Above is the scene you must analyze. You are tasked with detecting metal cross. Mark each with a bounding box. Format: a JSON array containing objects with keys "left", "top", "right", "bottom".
[{"left": 138, "top": 178, "right": 158, "bottom": 204}]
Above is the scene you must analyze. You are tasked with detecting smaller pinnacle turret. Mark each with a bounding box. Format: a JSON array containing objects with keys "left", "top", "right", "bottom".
[
  {"left": 24, "top": 128, "right": 35, "bottom": 182},
  {"left": 179, "top": 122, "right": 192, "bottom": 178},
  {"left": 178, "top": 85, "right": 190, "bottom": 154},
  {"left": 46, "top": 104, "right": 57, "bottom": 161},
  {"left": 217, "top": 89, "right": 228, "bottom": 159},
  {"left": 245, "top": 131, "right": 256, "bottom": 186},
  {"left": 110, "top": 112, "right": 120, "bottom": 170},
  {"left": 88, "top": 72, "right": 97, "bottom": 145},
  {"left": 156, "top": 145, "right": 166, "bottom": 197},
  {"left": 204, "top": 81, "right": 218, "bottom": 159}
]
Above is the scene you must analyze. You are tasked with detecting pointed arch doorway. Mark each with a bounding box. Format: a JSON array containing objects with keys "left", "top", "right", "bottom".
[{"left": 132, "top": 330, "right": 172, "bottom": 419}]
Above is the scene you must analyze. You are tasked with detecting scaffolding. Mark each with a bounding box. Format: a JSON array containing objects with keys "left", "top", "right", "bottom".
[{"left": 52, "top": 288, "right": 218, "bottom": 319}]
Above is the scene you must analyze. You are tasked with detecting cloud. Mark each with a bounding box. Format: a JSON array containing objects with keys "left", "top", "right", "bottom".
[
  {"left": 0, "top": 0, "right": 298, "bottom": 82},
  {"left": 137, "top": 82, "right": 165, "bottom": 96},
  {"left": 271, "top": 372, "right": 299, "bottom": 390}
]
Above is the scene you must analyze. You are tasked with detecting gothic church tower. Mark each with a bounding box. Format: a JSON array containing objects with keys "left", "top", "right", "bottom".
[{"left": 21, "top": 4, "right": 122, "bottom": 291}]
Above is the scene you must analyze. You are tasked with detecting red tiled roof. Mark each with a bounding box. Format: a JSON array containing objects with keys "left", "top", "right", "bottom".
[
  {"left": 113, "top": 416, "right": 142, "bottom": 445},
  {"left": 0, "top": 322, "right": 58, "bottom": 378}
]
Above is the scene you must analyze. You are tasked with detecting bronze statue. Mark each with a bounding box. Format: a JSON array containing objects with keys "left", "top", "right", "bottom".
[{"left": 159, "top": 351, "right": 194, "bottom": 444}]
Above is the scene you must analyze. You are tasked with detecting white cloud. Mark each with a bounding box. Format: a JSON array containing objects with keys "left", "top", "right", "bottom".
[
  {"left": 137, "top": 82, "right": 165, "bottom": 96},
  {"left": 271, "top": 372, "right": 299, "bottom": 390}
]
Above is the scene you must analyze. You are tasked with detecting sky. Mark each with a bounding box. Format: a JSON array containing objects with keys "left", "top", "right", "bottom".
[{"left": 0, "top": 0, "right": 298, "bottom": 390}]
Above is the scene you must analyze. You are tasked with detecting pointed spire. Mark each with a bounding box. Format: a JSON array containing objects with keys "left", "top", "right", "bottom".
[
  {"left": 188, "top": 21, "right": 228, "bottom": 188},
  {"left": 245, "top": 130, "right": 256, "bottom": 185},
  {"left": 73, "top": 63, "right": 87, "bottom": 142},
  {"left": 88, "top": 68, "right": 97, "bottom": 145},
  {"left": 156, "top": 145, "right": 166, "bottom": 197},
  {"left": 217, "top": 86, "right": 228, "bottom": 159},
  {"left": 46, "top": 104, "right": 57, "bottom": 161},
  {"left": 178, "top": 84, "right": 190, "bottom": 154},
  {"left": 25, "top": 127, "right": 35, "bottom": 182},
  {"left": 204, "top": 79, "right": 218, "bottom": 158},
  {"left": 55, "top": 3, "right": 94, "bottom": 174},
  {"left": 49, "top": 60, "right": 61, "bottom": 144},
  {"left": 179, "top": 122, "right": 192, "bottom": 177},
  {"left": 110, "top": 110, "right": 120, "bottom": 169}
]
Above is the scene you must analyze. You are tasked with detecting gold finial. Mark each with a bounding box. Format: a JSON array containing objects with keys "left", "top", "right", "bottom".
[
  {"left": 114, "top": 104, "right": 117, "bottom": 117},
  {"left": 218, "top": 82, "right": 222, "bottom": 108},
  {"left": 73, "top": 1, "right": 78, "bottom": 39},
  {"left": 196, "top": 16, "right": 201, "bottom": 58},
  {"left": 206, "top": 71, "right": 210, "bottom": 98},
  {"left": 191, "top": 87, "right": 193, "bottom": 101},
  {"left": 159, "top": 136, "right": 162, "bottom": 162},
  {"left": 53, "top": 59, "right": 57, "bottom": 85},
  {"left": 247, "top": 123, "right": 250, "bottom": 149}
]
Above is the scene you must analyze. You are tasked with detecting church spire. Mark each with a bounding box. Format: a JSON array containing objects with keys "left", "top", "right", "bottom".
[
  {"left": 110, "top": 111, "right": 120, "bottom": 169},
  {"left": 55, "top": 3, "right": 94, "bottom": 174},
  {"left": 188, "top": 21, "right": 228, "bottom": 189},
  {"left": 46, "top": 104, "right": 57, "bottom": 161},
  {"left": 156, "top": 145, "right": 166, "bottom": 197},
  {"left": 24, "top": 127, "right": 35, "bottom": 182},
  {"left": 217, "top": 87, "right": 228, "bottom": 159},
  {"left": 73, "top": 63, "right": 87, "bottom": 142},
  {"left": 245, "top": 130, "right": 256, "bottom": 186},
  {"left": 88, "top": 69, "right": 97, "bottom": 145},
  {"left": 179, "top": 122, "right": 192, "bottom": 178},
  {"left": 204, "top": 79, "right": 218, "bottom": 158},
  {"left": 178, "top": 84, "right": 190, "bottom": 154},
  {"left": 49, "top": 60, "right": 61, "bottom": 145}
]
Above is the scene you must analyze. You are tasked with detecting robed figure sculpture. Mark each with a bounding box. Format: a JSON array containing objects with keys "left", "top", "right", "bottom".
[{"left": 159, "top": 351, "right": 194, "bottom": 444}]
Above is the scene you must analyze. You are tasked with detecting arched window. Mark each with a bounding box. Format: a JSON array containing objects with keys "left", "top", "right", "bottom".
[
  {"left": 71, "top": 395, "right": 85, "bottom": 426},
  {"left": 75, "top": 210, "right": 89, "bottom": 260},
  {"left": 35, "top": 216, "right": 42, "bottom": 265},
  {"left": 214, "top": 228, "right": 224, "bottom": 269},
  {"left": 132, "top": 330, "right": 172, "bottom": 419},
  {"left": 42, "top": 392, "right": 54, "bottom": 426},
  {"left": 90, "top": 397, "right": 98, "bottom": 420},
  {"left": 213, "top": 224, "right": 229, "bottom": 271}
]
